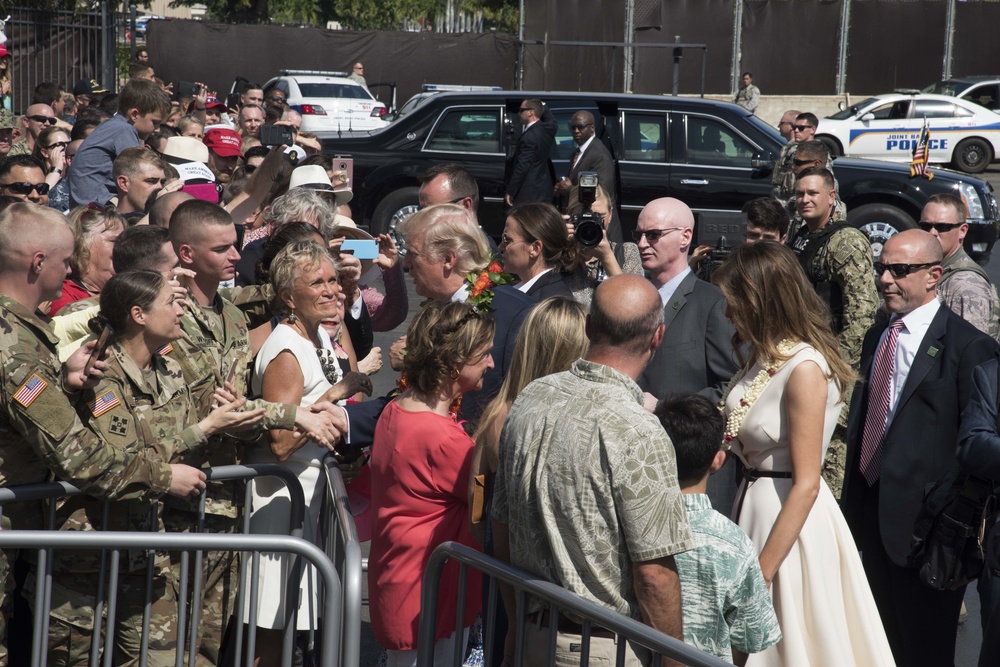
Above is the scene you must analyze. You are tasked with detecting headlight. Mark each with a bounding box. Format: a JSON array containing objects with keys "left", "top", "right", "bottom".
[{"left": 958, "top": 182, "right": 985, "bottom": 219}]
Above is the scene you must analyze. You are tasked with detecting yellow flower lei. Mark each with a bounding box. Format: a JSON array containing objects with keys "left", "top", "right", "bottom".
[{"left": 718, "top": 339, "right": 796, "bottom": 448}]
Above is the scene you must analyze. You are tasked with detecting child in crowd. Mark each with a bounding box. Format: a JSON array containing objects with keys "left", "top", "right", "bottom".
[{"left": 655, "top": 394, "right": 782, "bottom": 665}]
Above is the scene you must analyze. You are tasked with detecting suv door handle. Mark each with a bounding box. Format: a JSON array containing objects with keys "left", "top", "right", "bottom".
[{"left": 679, "top": 178, "right": 709, "bottom": 186}]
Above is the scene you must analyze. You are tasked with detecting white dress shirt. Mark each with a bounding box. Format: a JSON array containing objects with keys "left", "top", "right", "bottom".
[
  {"left": 656, "top": 267, "right": 692, "bottom": 307},
  {"left": 517, "top": 268, "right": 553, "bottom": 294},
  {"left": 877, "top": 299, "right": 941, "bottom": 428}
]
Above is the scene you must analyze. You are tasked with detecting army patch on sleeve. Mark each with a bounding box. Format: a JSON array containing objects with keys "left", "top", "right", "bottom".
[
  {"left": 89, "top": 389, "right": 121, "bottom": 417},
  {"left": 157, "top": 343, "right": 173, "bottom": 355},
  {"left": 108, "top": 414, "right": 130, "bottom": 436},
  {"left": 13, "top": 373, "right": 48, "bottom": 407}
]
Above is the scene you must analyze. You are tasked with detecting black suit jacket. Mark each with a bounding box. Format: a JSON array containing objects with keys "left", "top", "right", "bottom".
[
  {"left": 344, "top": 285, "right": 535, "bottom": 448},
  {"left": 568, "top": 137, "right": 616, "bottom": 203},
  {"left": 842, "top": 305, "right": 999, "bottom": 566},
  {"left": 638, "top": 272, "right": 739, "bottom": 403},
  {"left": 524, "top": 270, "right": 573, "bottom": 301},
  {"left": 506, "top": 109, "right": 557, "bottom": 206}
]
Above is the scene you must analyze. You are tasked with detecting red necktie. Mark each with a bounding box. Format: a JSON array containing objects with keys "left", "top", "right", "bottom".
[{"left": 859, "top": 318, "right": 905, "bottom": 485}]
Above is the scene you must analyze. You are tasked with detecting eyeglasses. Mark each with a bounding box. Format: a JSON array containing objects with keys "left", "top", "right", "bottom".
[
  {"left": 569, "top": 123, "right": 593, "bottom": 130},
  {"left": 86, "top": 201, "right": 113, "bottom": 213},
  {"left": 631, "top": 227, "right": 685, "bottom": 243},
  {"left": 44, "top": 141, "right": 69, "bottom": 150},
  {"left": 2, "top": 181, "right": 50, "bottom": 195},
  {"left": 918, "top": 221, "right": 964, "bottom": 233},
  {"left": 778, "top": 121, "right": 794, "bottom": 127},
  {"left": 417, "top": 197, "right": 466, "bottom": 211},
  {"left": 500, "top": 234, "right": 524, "bottom": 247},
  {"left": 29, "top": 115, "right": 57, "bottom": 125},
  {"left": 792, "top": 158, "right": 817, "bottom": 167},
  {"left": 793, "top": 124, "right": 815, "bottom": 132},
  {"left": 518, "top": 107, "right": 529, "bottom": 113},
  {"left": 267, "top": 96, "right": 286, "bottom": 104},
  {"left": 873, "top": 261, "right": 939, "bottom": 278}
]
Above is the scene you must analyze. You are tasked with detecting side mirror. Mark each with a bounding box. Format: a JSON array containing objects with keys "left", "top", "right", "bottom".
[
  {"left": 861, "top": 112, "right": 875, "bottom": 121},
  {"left": 837, "top": 101, "right": 846, "bottom": 111},
  {"left": 751, "top": 150, "right": 774, "bottom": 171}
]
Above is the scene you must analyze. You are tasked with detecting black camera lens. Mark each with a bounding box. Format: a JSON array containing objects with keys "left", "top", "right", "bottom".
[{"left": 572, "top": 213, "right": 604, "bottom": 248}]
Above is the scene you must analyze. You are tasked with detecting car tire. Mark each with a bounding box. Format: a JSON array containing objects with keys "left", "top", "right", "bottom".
[
  {"left": 952, "top": 138, "right": 993, "bottom": 174},
  {"left": 818, "top": 135, "right": 843, "bottom": 157},
  {"left": 372, "top": 186, "right": 420, "bottom": 245},
  {"left": 848, "top": 203, "right": 915, "bottom": 262}
]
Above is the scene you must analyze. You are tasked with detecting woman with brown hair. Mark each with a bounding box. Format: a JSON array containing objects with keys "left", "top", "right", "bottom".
[
  {"left": 713, "top": 240, "right": 893, "bottom": 666},
  {"left": 500, "top": 202, "right": 577, "bottom": 299}
]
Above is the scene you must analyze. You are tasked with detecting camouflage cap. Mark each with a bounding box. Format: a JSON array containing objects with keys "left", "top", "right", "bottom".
[{"left": 0, "top": 108, "right": 13, "bottom": 130}]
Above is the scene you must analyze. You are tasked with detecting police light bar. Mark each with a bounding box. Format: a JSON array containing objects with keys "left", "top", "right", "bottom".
[
  {"left": 279, "top": 69, "right": 350, "bottom": 78},
  {"left": 421, "top": 84, "right": 503, "bottom": 92},
  {"left": 894, "top": 88, "right": 922, "bottom": 95}
]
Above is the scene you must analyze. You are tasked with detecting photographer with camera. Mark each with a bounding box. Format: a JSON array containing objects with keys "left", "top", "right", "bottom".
[
  {"left": 502, "top": 203, "right": 576, "bottom": 300},
  {"left": 564, "top": 174, "right": 642, "bottom": 307}
]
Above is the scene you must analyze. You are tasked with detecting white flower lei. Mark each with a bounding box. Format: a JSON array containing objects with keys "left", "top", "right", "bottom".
[{"left": 717, "top": 339, "right": 796, "bottom": 448}]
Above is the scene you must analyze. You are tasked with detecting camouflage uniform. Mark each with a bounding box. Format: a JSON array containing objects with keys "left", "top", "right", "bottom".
[
  {"left": 0, "top": 295, "right": 172, "bottom": 667},
  {"left": 938, "top": 246, "right": 1000, "bottom": 342},
  {"left": 161, "top": 293, "right": 295, "bottom": 665},
  {"left": 40, "top": 343, "right": 207, "bottom": 666},
  {"left": 789, "top": 224, "right": 878, "bottom": 497}
]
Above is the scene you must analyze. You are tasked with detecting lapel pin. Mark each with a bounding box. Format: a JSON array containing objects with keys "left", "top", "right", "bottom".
[
  {"left": 928, "top": 346, "right": 939, "bottom": 357},
  {"left": 672, "top": 301, "right": 679, "bottom": 310}
]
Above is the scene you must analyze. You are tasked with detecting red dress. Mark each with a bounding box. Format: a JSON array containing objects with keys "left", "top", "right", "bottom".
[{"left": 368, "top": 400, "right": 482, "bottom": 651}]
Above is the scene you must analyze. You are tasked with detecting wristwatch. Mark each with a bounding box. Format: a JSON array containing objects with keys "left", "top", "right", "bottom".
[{"left": 50, "top": 167, "right": 62, "bottom": 175}]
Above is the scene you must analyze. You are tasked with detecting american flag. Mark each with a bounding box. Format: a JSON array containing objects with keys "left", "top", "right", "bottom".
[
  {"left": 13, "top": 374, "right": 47, "bottom": 407},
  {"left": 157, "top": 343, "right": 173, "bottom": 355},
  {"left": 89, "top": 390, "right": 121, "bottom": 417},
  {"left": 910, "top": 119, "right": 934, "bottom": 180}
]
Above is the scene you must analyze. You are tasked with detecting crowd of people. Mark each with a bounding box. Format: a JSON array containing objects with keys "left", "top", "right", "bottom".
[{"left": 0, "top": 58, "right": 997, "bottom": 667}]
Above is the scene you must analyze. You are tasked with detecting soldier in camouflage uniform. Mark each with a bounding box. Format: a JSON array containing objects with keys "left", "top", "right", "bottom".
[
  {"left": 0, "top": 204, "right": 207, "bottom": 667},
  {"left": 163, "top": 200, "right": 344, "bottom": 664},
  {"left": 780, "top": 140, "right": 847, "bottom": 239},
  {"left": 920, "top": 194, "right": 1000, "bottom": 342},
  {"left": 44, "top": 270, "right": 265, "bottom": 667},
  {"left": 788, "top": 168, "right": 879, "bottom": 497}
]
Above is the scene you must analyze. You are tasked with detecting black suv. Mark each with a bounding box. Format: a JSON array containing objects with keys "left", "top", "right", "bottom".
[{"left": 321, "top": 90, "right": 1000, "bottom": 261}]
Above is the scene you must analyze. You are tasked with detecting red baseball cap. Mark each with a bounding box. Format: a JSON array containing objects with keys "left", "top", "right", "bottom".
[
  {"left": 203, "top": 128, "right": 243, "bottom": 158},
  {"left": 205, "top": 96, "right": 227, "bottom": 111}
]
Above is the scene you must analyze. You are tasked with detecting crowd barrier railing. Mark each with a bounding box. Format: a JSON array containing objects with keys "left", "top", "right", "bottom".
[
  {"left": 0, "top": 462, "right": 357, "bottom": 667},
  {"left": 417, "top": 542, "right": 732, "bottom": 667}
]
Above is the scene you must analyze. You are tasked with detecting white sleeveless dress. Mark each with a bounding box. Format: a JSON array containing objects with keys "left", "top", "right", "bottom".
[{"left": 725, "top": 343, "right": 895, "bottom": 666}]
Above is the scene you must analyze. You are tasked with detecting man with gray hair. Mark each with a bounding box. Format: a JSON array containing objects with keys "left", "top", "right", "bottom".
[{"left": 493, "top": 274, "right": 693, "bottom": 667}]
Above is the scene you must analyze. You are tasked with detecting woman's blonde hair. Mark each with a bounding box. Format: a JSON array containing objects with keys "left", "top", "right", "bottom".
[
  {"left": 712, "top": 240, "right": 855, "bottom": 397},
  {"left": 269, "top": 239, "right": 337, "bottom": 315},
  {"left": 473, "top": 296, "right": 588, "bottom": 445},
  {"left": 403, "top": 301, "right": 496, "bottom": 397},
  {"left": 67, "top": 205, "right": 127, "bottom": 277}
]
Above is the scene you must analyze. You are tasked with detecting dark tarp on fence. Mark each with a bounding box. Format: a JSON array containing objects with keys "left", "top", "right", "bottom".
[
  {"left": 953, "top": 1, "right": 1000, "bottom": 81},
  {"left": 147, "top": 21, "right": 518, "bottom": 112},
  {"left": 741, "top": 0, "right": 841, "bottom": 96}
]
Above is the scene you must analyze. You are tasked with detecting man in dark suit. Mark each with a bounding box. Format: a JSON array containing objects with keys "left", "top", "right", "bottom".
[
  {"left": 634, "top": 197, "right": 739, "bottom": 511},
  {"left": 842, "top": 229, "right": 998, "bottom": 667},
  {"left": 553, "top": 110, "right": 616, "bottom": 205},
  {"left": 504, "top": 99, "right": 556, "bottom": 206}
]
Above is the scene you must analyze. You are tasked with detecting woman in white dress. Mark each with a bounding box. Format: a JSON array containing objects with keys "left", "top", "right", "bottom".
[
  {"left": 243, "top": 239, "right": 369, "bottom": 664},
  {"left": 713, "top": 241, "right": 895, "bottom": 666}
]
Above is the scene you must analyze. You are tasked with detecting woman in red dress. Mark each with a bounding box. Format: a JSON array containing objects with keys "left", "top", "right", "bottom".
[{"left": 369, "top": 300, "right": 496, "bottom": 667}]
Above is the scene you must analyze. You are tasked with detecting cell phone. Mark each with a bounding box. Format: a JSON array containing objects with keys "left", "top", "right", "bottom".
[
  {"left": 182, "top": 182, "right": 221, "bottom": 203},
  {"left": 178, "top": 81, "right": 199, "bottom": 98},
  {"left": 333, "top": 157, "right": 353, "bottom": 189},
  {"left": 225, "top": 358, "right": 240, "bottom": 386},
  {"left": 260, "top": 124, "right": 293, "bottom": 147},
  {"left": 226, "top": 92, "right": 241, "bottom": 110},
  {"left": 84, "top": 325, "right": 114, "bottom": 377},
  {"left": 340, "top": 239, "right": 379, "bottom": 260}
]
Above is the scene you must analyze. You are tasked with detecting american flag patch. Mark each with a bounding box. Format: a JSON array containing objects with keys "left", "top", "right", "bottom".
[
  {"left": 157, "top": 343, "right": 173, "bottom": 355},
  {"left": 13, "top": 374, "right": 47, "bottom": 407},
  {"left": 89, "top": 390, "right": 121, "bottom": 417}
]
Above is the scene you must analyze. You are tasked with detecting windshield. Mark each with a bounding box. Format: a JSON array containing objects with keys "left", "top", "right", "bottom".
[
  {"left": 747, "top": 115, "right": 785, "bottom": 144},
  {"left": 298, "top": 83, "right": 373, "bottom": 101},
  {"left": 922, "top": 81, "right": 963, "bottom": 96},
  {"left": 827, "top": 97, "right": 879, "bottom": 120}
]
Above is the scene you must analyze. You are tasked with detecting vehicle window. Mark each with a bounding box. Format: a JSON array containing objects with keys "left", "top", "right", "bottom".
[
  {"left": 868, "top": 100, "right": 911, "bottom": 120},
  {"left": 913, "top": 100, "right": 961, "bottom": 119},
  {"left": 622, "top": 112, "right": 666, "bottom": 162},
  {"left": 961, "top": 84, "right": 1000, "bottom": 111},
  {"left": 425, "top": 109, "right": 501, "bottom": 153},
  {"left": 685, "top": 116, "right": 754, "bottom": 167},
  {"left": 828, "top": 97, "right": 878, "bottom": 121},
  {"left": 265, "top": 81, "right": 290, "bottom": 97},
  {"left": 924, "top": 81, "right": 963, "bottom": 96},
  {"left": 551, "top": 109, "right": 604, "bottom": 160},
  {"left": 297, "top": 83, "right": 372, "bottom": 100}
]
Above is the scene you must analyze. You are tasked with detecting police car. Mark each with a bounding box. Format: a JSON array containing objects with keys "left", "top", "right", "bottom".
[
  {"left": 815, "top": 92, "right": 1000, "bottom": 173},
  {"left": 262, "top": 70, "right": 387, "bottom": 133}
]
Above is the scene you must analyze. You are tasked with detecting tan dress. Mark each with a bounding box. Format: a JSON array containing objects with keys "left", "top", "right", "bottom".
[{"left": 726, "top": 343, "right": 895, "bottom": 666}]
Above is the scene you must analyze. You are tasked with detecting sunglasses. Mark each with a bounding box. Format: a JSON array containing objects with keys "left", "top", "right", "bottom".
[
  {"left": 632, "top": 227, "right": 685, "bottom": 243},
  {"left": 793, "top": 124, "right": 815, "bottom": 132},
  {"left": 518, "top": 107, "right": 529, "bottom": 112},
  {"left": 793, "top": 158, "right": 817, "bottom": 167},
  {"left": 44, "top": 141, "right": 69, "bottom": 150},
  {"left": 29, "top": 115, "right": 57, "bottom": 125},
  {"left": 86, "top": 201, "right": 113, "bottom": 213},
  {"left": 874, "top": 261, "right": 939, "bottom": 278},
  {"left": 917, "top": 221, "right": 964, "bottom": 233},
  {"left": 267, "top": 97, "right": 286, "bottom": 104},
  {"left": 2, "top": 181, "right": 50, "bottom": 195}
]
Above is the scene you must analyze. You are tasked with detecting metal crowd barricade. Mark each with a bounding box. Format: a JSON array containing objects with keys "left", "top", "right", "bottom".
[
  {"left": 319, "top": 456, "right": 363, "bottom": 667},
  {"left": 417, "top": 542, "right": 731, "bottom": 667},
  {"left": 0, "top": 463, "right": 356, "bottom": 667}
]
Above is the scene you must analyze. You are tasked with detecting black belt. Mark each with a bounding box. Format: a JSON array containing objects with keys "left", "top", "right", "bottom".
[
  {"left": 528, "top": 610, "right": 616, "bottom": 639},
  {"left": 735, "top": 468, "right": 793, "bottom": 520}
]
